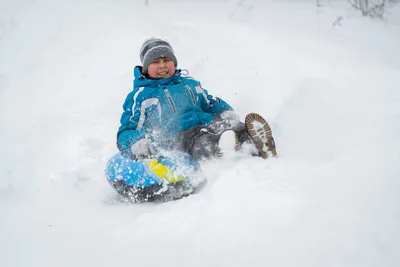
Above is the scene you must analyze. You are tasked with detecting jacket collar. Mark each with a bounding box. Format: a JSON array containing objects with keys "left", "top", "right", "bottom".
[{"left": 133, "top": 66, "right": 182, "bottom": 87}]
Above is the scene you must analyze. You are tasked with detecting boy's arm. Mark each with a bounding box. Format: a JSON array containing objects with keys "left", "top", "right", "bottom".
[
  {"left": 116, "top": 90, "right": 146, "bottom": 152},
  {"left": 195, "top": 84, "right": 233, "bottom": 117}
]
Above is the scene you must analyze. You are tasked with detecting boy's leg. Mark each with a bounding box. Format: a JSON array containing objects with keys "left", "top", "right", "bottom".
[
  {"left": 209, "top": 114, "right": 278, "bottom": 159},
  {"left": 176, "top": 115, "right": 277, "bottom": 160},
  {"left": 176, "top": 126, "right": 220, "bottom": 160},
  {"left": 177, "top": 119, "right": 249, "bottom": 160},
  {"left": 206, "top": 118, "right": 251, "bottom": 152}
]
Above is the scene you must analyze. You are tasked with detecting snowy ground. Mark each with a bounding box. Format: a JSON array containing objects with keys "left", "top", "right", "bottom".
[{"left": 1, "top": 0, "right": 400, "bottom": 266}]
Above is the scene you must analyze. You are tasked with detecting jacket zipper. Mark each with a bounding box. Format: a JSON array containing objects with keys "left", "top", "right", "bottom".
[
  {"left": 163, "top": 88, "right": 176, "bottom": 112},
  {"left": 184, "top": 84, "right": 196, "bottom": 106}
]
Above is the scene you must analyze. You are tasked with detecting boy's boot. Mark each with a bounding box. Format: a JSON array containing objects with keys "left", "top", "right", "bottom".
[{"left": 244, "top": 113, "right": 277, "bottom": 159}]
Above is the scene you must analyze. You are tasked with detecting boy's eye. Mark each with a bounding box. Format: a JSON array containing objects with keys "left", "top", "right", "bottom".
[{"left": 163, "top": 58, "right": 171, "bottom": 62}]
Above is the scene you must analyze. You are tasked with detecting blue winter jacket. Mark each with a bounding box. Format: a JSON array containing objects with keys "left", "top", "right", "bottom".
[{"left": 117, "top": 66, "right": 232, "bottom": 152}]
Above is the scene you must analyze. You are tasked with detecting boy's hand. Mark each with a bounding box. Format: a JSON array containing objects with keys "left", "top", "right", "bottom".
[{"left": 131, "top": 139, "right": 156, "bottom": 159}]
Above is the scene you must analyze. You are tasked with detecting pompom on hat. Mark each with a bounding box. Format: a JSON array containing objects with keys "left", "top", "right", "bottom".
[{"left": 140, "top": 38, "right": 178, "bottom": 74}]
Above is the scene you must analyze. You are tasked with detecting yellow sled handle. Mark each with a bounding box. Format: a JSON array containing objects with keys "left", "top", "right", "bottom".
[{"left": 147, "top": 159, "right": 184, "bottom": 183}]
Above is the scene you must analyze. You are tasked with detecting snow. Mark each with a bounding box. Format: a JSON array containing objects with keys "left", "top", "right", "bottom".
[{"left": 1, "top": 0, "right": 400, "bottom": 266}]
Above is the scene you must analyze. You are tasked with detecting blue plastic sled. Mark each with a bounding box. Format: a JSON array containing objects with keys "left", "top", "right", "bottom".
[{"left": 105, "top": 152, "right": 206, "bottom": 202}]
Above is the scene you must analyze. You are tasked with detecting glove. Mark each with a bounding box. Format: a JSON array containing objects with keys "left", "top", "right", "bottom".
[{"left": 131, "top": 139, "right": 156, "bottom": 159}]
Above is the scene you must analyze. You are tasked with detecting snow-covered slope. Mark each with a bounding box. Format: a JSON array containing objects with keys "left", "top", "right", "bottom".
[{"left": 1, "top": 0, "right": 399, "bottom": 266}]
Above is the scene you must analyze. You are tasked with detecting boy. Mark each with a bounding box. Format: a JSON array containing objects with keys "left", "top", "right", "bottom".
[
  {"left": 110, "top": 38, "right": 277, "bottom": 202},
  {"left": 118, "top": 37, "right": 276, "bottom": 160}
]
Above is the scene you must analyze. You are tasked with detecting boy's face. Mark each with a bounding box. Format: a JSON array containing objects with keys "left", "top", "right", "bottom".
[{"left": 147, "top": 57, "right": 176, "bottom": 79}]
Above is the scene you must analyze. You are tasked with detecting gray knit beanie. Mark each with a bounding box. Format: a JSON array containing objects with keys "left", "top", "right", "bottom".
[{"left": 140, "top": 38, "right": 178, "bottom": 74}]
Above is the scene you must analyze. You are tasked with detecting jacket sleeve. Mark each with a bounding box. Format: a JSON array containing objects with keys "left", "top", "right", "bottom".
[
  {"left": 196, "top": 83, "right": 233, "bottom": 117},
  {"left": 116, "top": 89, "right": 146, "bottom": 152}
]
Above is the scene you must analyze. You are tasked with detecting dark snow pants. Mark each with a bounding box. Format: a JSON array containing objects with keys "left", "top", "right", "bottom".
[{"left": 174, "top": 118, "right": 249, "bottom": 160}]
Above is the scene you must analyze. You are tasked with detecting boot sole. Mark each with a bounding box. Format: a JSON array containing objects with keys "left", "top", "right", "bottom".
[{"left": 245, "top": 113, "right": 277, "bottom": 159}]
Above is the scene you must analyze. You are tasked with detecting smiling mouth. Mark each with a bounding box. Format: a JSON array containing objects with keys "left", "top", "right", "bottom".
[{"left": 158, "top": 71, "right": 168, "bottom": 75}]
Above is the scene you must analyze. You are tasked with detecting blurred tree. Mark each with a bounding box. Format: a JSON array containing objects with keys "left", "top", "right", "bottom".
[{"left": 348, "top": 0, "right": 397, "bottom": 18}]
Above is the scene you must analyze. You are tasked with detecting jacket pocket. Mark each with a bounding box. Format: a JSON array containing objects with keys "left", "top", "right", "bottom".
[
  {"left": 163, "top": 88, "right": 176, "bottom": 112},
  {"left": 184, "top": 84, "right": 196, "bottom": 106}
]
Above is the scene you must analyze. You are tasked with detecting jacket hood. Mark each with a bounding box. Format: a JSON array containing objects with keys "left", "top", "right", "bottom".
[{"left": 133, "top": 66, "right": 182, "bottom": 88}]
